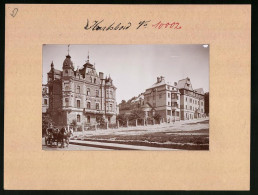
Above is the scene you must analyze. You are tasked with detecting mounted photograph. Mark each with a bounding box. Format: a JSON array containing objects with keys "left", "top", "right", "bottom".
[{"left": 42, "top": 44, "right": 209, "bottom": 151}]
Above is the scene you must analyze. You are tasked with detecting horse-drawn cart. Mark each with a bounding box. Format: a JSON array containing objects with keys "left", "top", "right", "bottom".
[
  {"left": 45, "top": 127, "right": 74, "bottom": 148},
  {"left": 45, "top": 127, "right": 60, "bottom": 146}
]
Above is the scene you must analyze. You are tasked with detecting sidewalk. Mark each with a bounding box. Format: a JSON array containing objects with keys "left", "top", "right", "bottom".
[{"left": 70, "top": 140, "right": 179, "bottom": 151}]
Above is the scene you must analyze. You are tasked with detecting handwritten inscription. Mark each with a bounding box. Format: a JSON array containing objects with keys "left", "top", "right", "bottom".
[
  {"left": 152, "top": 21, "right": 182, "bottom": 29},
  {"left": 84, "top": 19, "right": 131, "bottom": 31},
  {"left": 84, "top": 19, "right": 182, "bottom": 31},
  {"left": 10, "top": 8, "right": 18, "bottom": 17}
]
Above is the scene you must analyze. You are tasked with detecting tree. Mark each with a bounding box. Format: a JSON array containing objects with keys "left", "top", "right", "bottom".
[
  {"left": 153, "top": 113, "right": 162, "bottom": 123},
  {"left": 96, "top": 115, "right": 106, "bottom": 128},
  {"left": 204, "top": 92, "right": 209, "bottom": 116},
  {"left": 42, "top": 114, "right": 53, "bottom": 136},
  {"left": 71, "top": 119, "right": 77, "bottom": 131},
  {"left": 117, "top": 113, "right": 129, "bottom": 126},
  {"left": 129, "top": 109, "right": 145, "bottom": 121}
]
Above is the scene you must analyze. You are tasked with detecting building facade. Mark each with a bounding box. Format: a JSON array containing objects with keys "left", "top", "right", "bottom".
[
  {"left": 144, "top": 76, "right": 181, "bottom": 122},
  {"left": 177, "top": 77, "right": 205, "bottom": 120},
  {"left": 46, "top": 52, "right": 117, "bottom": 130},
  {"left": 42, "top": 84, "right": 49, "bottom": 115}
]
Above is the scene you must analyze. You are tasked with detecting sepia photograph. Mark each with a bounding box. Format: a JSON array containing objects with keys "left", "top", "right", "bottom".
[{"left": 42, "top": 44, "right": 209, "bottom": 151}]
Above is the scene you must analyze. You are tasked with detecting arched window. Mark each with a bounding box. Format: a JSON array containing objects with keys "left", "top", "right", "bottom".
[
  {"left": 87, "top": 102, "right": 91, "bottom": 109},
  {"left": 65, "top": 98, "right": 69, "bottom": 107},
  {"left": 94, "top": 78, "right": 96, "bottom": 83},
  {"left": 77, "top": 115, "right": 80, "bottom": 122},
  {"left": 87, "top": 88, "right": 90, "bottom": 96},
  {"left": 65, "top": 86, "right": 69, "bottom": 91}
]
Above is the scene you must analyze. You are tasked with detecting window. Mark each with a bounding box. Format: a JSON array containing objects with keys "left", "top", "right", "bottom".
[
  {"left": 77, "top": 86, "right": 80, "bottom": 93},
  {"left": 77, "top": 115, "right": 80, "bottom": 122},
  {"left": 190, "top": 98, "right": 192, "bottom": 103},
  {"left": 185, "top": 105, "right": 187, "bottom": 109},
  {"left": 44, "top": 99, "right": 48, "bottom": 105},
  {"left": 96, "top": 90, "right": 99, "bottom": 97},
  {"left": 65, "top": 70, "right": 68, "bottom": 74},
  {"left": 168, "top": 102, "right": 170, "bottom": 106},
  {"left": 176, "top": 111, "right": 179, "bottom": 116},
  {"left": 94, "top": 78, "right": 96, "bottom": 83},
  {"left": 77, "top": 100, "right": 80, "bottom": 108},
  {"left": 110, "top": 91, "right": 113, "bottom": 98},
  {"left": 90, "top": 77, "right": 92, "bottom": 83},
  {"left": 96, "top": 103, "right": 99, "bottom": 110},
  {"left": 167, "top": 110, "right": 171, "bottom": 115},
  {"left": 172, "top": 111, "right": 175, "bottom": 116},
  {"left": 87, "top": 88, "right": 90, "bottom": 96},
  {"left": 65, "top": 98, "right": 69, "bottom": 107},
  {"left": 65, "top": 85, "right": 69, "bottom": 91},
  {"left": 87, "top": 116, "right": 90, "bottom": 123},
  {"left": 87, "top": 102, "right": 91, "bottom": 109},
  {"left": 186, "top": 97, "right": 187, "bottom": 101},
  {"left": 159, "top": 94, "right": 162, "bottom": 99},
  {"left": 190, "top": 106, "right": 192, "bottom": 110},
  {"left": 108, "top": 117, "right": 111, "bottom": 123},
  {"left": 168, "top": 93, "right": 170, "bottom": 98},
  {"left": 110, "top": 104, "right": 113, "bottom": 111},
  {"left": 201, "top": 102, "right": 203, "bottom": 106}
]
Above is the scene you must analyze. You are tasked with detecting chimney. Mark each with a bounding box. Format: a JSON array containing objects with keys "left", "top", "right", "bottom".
[
  {"left": 99, "top": 72, "right": 104, "bottom": 79},
  {"left": 174, "top": 82, "right": 177, "bottom": 86},
  {"left": 157, "top": 77, "right": 160, "bottom": 83},
  {"left": 160, "top": 76, "right": 165, "bottom": 81}
]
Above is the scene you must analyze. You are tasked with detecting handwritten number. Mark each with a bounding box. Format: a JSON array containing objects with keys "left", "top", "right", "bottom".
[{"left": 10, "top": 8, "right": 18, "bottom": 17}]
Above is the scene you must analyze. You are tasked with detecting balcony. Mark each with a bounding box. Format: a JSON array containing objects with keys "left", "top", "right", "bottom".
[
  {"left": 106, "top": 110, "right": 116, "bottom": 115},
  {"left": 83, "top": 108, "right": 105, "bottom": 115},
  {"left": 171, "top": 98, "right": 179, "bottom": 103}
]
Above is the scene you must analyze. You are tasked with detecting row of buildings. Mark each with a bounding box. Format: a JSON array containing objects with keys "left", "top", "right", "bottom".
[
  {"left": 42, "top": 50, "right": 208, "bottom": 130},
  {"left": 119, "top": 76, "right": 207, "bottom": 122}
]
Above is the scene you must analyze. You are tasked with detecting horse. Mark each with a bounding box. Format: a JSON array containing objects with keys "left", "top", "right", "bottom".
[{"left": 57, "top": 128, "right": 73, "bottom": 148}]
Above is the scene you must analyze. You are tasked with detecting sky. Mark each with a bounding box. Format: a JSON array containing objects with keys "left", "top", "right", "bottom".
[{"left": 42, "top": 44, "right": 209, "bottom": 104}]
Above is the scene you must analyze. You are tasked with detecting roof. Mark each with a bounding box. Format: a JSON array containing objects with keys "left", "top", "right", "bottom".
[
  {"left": 48, "top": 68, "right": 62, "bottom": 75},
  {"left": 194, "top": 88, "right": 204, "bottom": 95},
  {"left": 63, "top": 55, "right": 74, "bottom": 69},
  {"left": 141, "top": 102, "right": 155, "bottom": 111},
  {"left": 146, "top": 79, "right": 166, "bottom": 90},
  {"left": 177, "top": 78, "right": 193, "bottom": 90}
]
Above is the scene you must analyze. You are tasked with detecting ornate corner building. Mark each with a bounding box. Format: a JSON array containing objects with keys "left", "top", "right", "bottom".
[{"left": 46, "top": 52, "right": 117, "bottom": 129}]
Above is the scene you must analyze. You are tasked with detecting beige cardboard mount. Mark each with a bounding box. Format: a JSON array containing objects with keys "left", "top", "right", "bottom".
[{"left": 5, "top": 4, "right": 250, "bottom": 190}]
